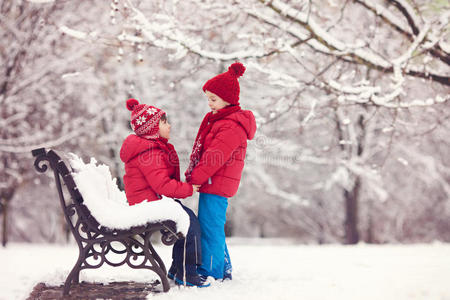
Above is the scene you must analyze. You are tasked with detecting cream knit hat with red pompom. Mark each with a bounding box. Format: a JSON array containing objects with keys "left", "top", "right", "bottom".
[
  {"left": 126, "top": 98, "right": 165, "bottom": 139},
  {"left": 202, "top": 62, "right": 246, "bottom": 105}
]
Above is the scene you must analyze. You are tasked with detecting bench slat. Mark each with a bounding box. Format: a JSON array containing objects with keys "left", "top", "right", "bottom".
[
  {"left": 47, "top": 150, "right": 61, "bottom": 164},
  {"left": 63, "top": 175, "right": 84, "bottom": 204},
  {"left": 57, "top": 160, "right": 70, "bottom": 176}
]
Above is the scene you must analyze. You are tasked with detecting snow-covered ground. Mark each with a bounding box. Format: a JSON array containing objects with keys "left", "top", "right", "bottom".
[{"left": 0, "top": 238, "right": 449, "bottom": 300}]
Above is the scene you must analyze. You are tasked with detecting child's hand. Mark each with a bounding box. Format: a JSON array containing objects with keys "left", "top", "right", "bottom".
[{"left": 192, "top": 184, "right": 201, "bottom": 192}]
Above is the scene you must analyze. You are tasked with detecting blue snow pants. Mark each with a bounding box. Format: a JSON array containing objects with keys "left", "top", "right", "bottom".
[{"left": 197, "top": 193, "right": 232, "bottom": 279}]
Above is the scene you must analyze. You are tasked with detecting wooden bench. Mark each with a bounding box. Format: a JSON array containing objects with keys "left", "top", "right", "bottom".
[{"left": 31, "top": 148, "right": 182, "bottom": 295}]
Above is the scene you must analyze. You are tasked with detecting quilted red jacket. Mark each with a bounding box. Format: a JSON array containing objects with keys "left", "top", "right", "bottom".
[
  {"left": 187, "top": 108, "right": 257, "bottom": 198},
  {"left": 120, "top": 135, "right": 193, "bottom": 206}
]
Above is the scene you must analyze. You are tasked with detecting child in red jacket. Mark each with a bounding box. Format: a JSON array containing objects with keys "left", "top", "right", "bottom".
[
  {"left": 185, "top": 62, "right": 257, "bottom": 280},
  {"left": 120, "top": 98, "right": 209, "bottom": 287}
]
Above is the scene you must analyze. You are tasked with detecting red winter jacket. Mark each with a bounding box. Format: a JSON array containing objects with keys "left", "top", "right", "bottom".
[
  {"left": 187, "top": 108, "right": 257, "bottom": 198},
  {"left": 120, "top": 135, "right": 193, "bottom": 206}
]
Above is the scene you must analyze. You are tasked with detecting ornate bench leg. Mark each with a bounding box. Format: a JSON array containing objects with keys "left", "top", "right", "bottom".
[
  {"left": 161, "top": 275, "right": 170, "bottom": 292},
  {"left": 63, "top": 250, "right": 85, "bottom": 295},
  {"left": 143, "top": 234, "right": 171, "bottom": 292},
  {"left": 63, "top": 279, "right": 72, "bottom": 296},
  {"left": 74, "top": 271, "right": 80, "bottom": 284},
  {"left": 152, "top": 259, "right": 170, "bottom": 292},
  {"left": 148, "top": 243, "right": 167, "bottom": 275}
]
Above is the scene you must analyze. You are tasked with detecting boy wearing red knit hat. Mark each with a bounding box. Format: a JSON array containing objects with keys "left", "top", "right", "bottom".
[
  {"left": 120, "top": 99, "right": 210, "bottom": 287},
  {"left": 185, "top": 62, "right": 257, "bottom": 281}
]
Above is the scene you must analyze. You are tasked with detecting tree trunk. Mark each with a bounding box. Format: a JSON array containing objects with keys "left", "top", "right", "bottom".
[
  {"left": 343, "top": 113, "right": 366, "bottom": 245},
  {"left": 366, "top": 199, "right": 374, "bottom": 243},
  {"left": 344, "top": 177, "right": 361, "bottom": 244},
  {"left": 224, "top": 220, "right": 233, "bottom": 237},
  {"left": 1, "top": 199, "right": 7, "bottom": 247}
]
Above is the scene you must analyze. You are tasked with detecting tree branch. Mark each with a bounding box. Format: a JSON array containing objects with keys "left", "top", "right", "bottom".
[
  {"left": 388, "top": 0, "right": 420, "bottom": 35},
  {"left": 354, "top": 0, "right": 450, "bottom": 65},
  {"left": 261, "top": 0, "right": 449, "bottom": 86}
]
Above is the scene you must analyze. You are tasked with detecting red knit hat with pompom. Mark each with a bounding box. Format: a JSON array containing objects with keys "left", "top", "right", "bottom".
[
  {"left": 126, "top": 98, "right": 165, "bottom": 139},
  {"left": 202, "top": 62, "right": 246, "bottom": 105}
]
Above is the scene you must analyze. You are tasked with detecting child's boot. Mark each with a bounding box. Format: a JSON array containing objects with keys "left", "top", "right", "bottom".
[
  {"left": 175, "top": 265, "right": 211, "bottom": 287},
  {"left": 167, "top": 262, "right": 177, "bottom": 280}
]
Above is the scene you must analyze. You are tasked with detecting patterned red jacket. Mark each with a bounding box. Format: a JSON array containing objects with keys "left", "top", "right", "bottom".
[
  {"left": 120, "top": 135, "right": 193, "bottom": 206},
  {"left": 186, "top": 107, "right": 257, "bottom": 198}
]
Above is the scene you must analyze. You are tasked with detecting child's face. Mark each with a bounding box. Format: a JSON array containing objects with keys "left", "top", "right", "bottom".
[
  {"left": 206, "top": 90, "right": 230, "bottom": 114},
  {"left": 159, "top": 118, "right": 171, "bottom": 139}
]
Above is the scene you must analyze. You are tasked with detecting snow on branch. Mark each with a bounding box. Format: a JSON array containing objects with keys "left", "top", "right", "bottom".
[
  {"left": 392, "top": 23, "right": 431, "bottom": 81},
  {"left": 345, "top": 159, "right": 388, "bottom": 202},
  {"left": 263, "top": 0, "right": 449, "bottom": 86},
  {"left": 245, "top": 9, "right": 332, "bottom": 55},
  {"left": 262, "top": 0, "right": 391, "bottom": 69},
  {"left": 59, "top": 26, "right": 89, "bottom": 40},
  {"left": 125, "top": 0, "right": 274, "bottom": 61},
  {"left": 250, "top": 166, "right": 310, "bottom": 206},
  {"left": 0, "top": 98, "right": 124, "bottom": 154},
  {"left": 396, "top": 144, "right": 450, "bottom": 197},
  {"left": 355, "top": 0, "right": 450, "bottom": 65},
  {"left": 354, "top": 0, "right": 411, "bottom": 35},
  {"left": 301, "top": 98, "right": 317, "bottom": 126},
  {"left": 329, "top": 80, "right": 402, "bottom": 107},
  {"left": 8, "top": 47, "right": 93, "bottom": 99},
  {"left": 59, "top": 25, "right": 143, "bottom": 45},
  {"left": 329, "top": 79, "right": 449, "bottom": 108},
  {"left": 247, "top": 62, "right": 302, "bottom": 88},
  {"left": 322, "top": 158, "right": 388, "bottom": 203},
  {"left": 329, "top": 80, "right": 381, "bottom": 95},
  {"left": 388, "top": 0, "right": 422, "bottom": 35}
]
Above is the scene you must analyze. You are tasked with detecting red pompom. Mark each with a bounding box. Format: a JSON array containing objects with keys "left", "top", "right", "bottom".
[
  {"left": 228, "top": 62, "right": 246, "bottom": 78},
  {"left": 126, "top": 98, "right": 139, "bottom": 111}
]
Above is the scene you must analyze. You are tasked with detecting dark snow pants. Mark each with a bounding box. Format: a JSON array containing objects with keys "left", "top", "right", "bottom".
[{"left": 171, "top": 201, "right": 202, "bottom": 274}]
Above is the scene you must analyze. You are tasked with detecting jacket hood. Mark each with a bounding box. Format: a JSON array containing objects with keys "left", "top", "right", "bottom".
[
  {"left": 120, "top": 134, "right": 160, "bottom": 163},
  {"left": 226, "top": 109, "right": 257, "bottom": 140}
]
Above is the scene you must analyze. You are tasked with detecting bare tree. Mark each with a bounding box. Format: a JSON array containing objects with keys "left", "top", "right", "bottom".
[
  {"left": 0, "top": 0, "right": 104, "bottom": 245},
  {"left": 2, "top": 0, "right": 448, "bottom": 244}
]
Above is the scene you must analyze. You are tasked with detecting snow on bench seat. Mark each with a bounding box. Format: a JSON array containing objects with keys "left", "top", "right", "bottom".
[{"left": 68, "top": 154, "right": 189, "bottom": 236}]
